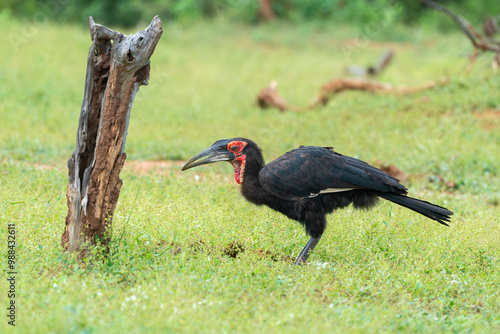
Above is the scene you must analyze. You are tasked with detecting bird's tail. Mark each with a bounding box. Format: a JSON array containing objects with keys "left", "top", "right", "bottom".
[{"left": 377, "top": 193, "right": 453, "bottom": 226}]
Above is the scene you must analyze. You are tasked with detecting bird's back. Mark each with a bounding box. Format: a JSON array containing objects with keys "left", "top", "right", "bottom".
[{"left": 259, "top": 146, "right": 407, "bottom": 201}]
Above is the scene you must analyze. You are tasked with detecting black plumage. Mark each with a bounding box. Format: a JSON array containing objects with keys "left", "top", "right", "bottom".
[{"left": 182, "top": 137, "right": 453, "bottom": 264}]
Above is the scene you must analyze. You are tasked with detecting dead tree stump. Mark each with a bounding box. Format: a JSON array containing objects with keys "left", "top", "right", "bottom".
[{"left": 62, "top": 16, "right": 163, "bottom": 256}]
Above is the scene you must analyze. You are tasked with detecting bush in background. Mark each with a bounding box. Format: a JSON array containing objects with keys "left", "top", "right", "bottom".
[{"left": 0, "top": 0, "right": 498, "bottom": 29}]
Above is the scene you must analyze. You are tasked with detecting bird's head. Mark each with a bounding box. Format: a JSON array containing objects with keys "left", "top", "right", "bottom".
[{"left": 182, "top": 137, "right": 262, "bottom": 184}]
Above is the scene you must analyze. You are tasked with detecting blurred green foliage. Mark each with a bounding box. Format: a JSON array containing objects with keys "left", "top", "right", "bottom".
[{"left": 0, "top": 0, "right": 499, "bottom": 28}]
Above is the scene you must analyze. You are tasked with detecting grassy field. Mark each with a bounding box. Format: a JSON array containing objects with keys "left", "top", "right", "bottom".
[{"left": 1, "top": 12, "right": 500, "bottom": 333}]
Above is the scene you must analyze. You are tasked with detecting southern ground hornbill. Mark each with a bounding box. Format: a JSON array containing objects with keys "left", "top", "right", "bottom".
[{"left": 182, "top": 138, "right": 453, "bottom": 265}]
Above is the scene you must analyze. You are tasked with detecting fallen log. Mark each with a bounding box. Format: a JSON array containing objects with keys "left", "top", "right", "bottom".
[
  {"left": 256, "top": 77, "right": 449, "bottom": 112},
  {"left": 314, "top": 77, "right": 449, "bottom": 107}
]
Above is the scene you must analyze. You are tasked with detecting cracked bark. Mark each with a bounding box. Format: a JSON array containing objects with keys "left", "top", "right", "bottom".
[{"left": 62, "top": 16, "right": 163, "bottom": 257}]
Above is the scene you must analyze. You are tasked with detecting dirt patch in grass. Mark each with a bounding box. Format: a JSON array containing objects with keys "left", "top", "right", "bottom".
[
  {"left": 0, "top": 161, "right": 61, "bottom": 171},
  {"left": 254, "top": 249, "right": 295, "bottom": 263},
  {"left": 223, "top": 241, "right": 245, "bottom": 258},
  {"left": 378, "top": 163, "right": 406, "bottom": 180},
  {"left": 0, "top": 159, "right": 189, "bottom": 177},
  {"left": 125, "top": 160, "right": 186, "bottom": 175},
  {"left": 5, "top": 159, "right": 459, "bottom": 194},
  {"left": 474, "top": 109, "right": 500, "bottom": 131},
  {"left": 156, "top": 239, "right": 296, "bottom": 262}
]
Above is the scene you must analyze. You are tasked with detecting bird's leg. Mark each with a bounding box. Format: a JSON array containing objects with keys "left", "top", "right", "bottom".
[{"left": 294, "top": 236, "right": 322, "bottom": 265}]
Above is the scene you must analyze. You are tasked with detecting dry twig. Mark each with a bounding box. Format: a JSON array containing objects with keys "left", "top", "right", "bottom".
[{"left": 419, "top": 0, "right": 500, "bottom": 70}]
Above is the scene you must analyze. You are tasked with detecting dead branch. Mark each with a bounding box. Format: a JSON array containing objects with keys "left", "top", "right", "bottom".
[
  {"left": 256, "top": 77, "right": 448, "bottom": 112},
  {"left": 346, "top": 49, "right": 394, "bottom": 77},
  {"left": 369, "top": 49, "right": 394, "bottom": 76},
  {"left": 313, "top": 77, "right": 449, "bottom": 108},
  {"left": 257, "top": 81, "right": 300, "bottom": 112},
  {"left": 484, "top": 17, "right": 499, "bottom": 39},
  {"left": 419, "top": 0, "right": 500, "bottom": 70}
]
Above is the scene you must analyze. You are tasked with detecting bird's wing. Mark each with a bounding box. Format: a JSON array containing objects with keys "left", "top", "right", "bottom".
[{"left": 258, "top": 146, "right": 407, "bottom": 201}]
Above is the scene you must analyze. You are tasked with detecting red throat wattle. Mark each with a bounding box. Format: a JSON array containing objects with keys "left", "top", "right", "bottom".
[
  {"left": 231, "top": 155, "right": 246, "bottom": 184},
  {"left": 227, "top": 140, "right": 248, "bottom": 184}
]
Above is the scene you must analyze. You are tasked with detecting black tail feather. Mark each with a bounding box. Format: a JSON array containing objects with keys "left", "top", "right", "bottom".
[{"left": 377, "top": 193, "right": 453, "bottom": 226}]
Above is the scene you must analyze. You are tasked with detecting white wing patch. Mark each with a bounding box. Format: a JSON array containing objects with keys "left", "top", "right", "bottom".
[
  {"left": 307, "top": 188, "right": 356, "bottom": 198},
  {"left": 319, "top": 188, "right": 356, "bottom": 194}
]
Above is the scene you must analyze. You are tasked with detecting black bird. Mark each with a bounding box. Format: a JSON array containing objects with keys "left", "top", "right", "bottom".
[{"left": 182, "top": 138, "right": 453, "bottom": 265}]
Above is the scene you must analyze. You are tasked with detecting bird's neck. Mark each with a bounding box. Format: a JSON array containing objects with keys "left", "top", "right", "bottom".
[{"left": 240, "top": 154, "right": 270, "bottom": 205}]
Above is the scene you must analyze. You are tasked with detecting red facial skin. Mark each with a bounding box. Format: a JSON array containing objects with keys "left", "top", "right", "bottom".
[{"left": 227, "top": 141, "right": 247, "bottom": 184}]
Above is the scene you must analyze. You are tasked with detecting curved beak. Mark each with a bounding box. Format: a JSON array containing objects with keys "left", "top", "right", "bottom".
[{"left": 182, "top": 140, "right": 235, "bottom": 171}]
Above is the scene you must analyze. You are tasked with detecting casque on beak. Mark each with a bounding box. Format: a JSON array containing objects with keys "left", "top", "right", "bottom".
[{"left": 181, "top": 139, "right": 235, "bottom": 171}]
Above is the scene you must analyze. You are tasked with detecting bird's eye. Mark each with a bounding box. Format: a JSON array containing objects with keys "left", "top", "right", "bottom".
[{"left": 231, "top": 145, "right": 238, "bottom": 152}]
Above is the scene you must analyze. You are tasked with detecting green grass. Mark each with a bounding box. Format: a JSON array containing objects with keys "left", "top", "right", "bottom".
[{"left": 1, "top": 13, "right": 500, "bottom": 333}]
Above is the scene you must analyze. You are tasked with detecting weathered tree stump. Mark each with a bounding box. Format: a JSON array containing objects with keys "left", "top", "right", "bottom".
[{"left": 61, "top": 16, "right": 163, "bottom": 256}]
